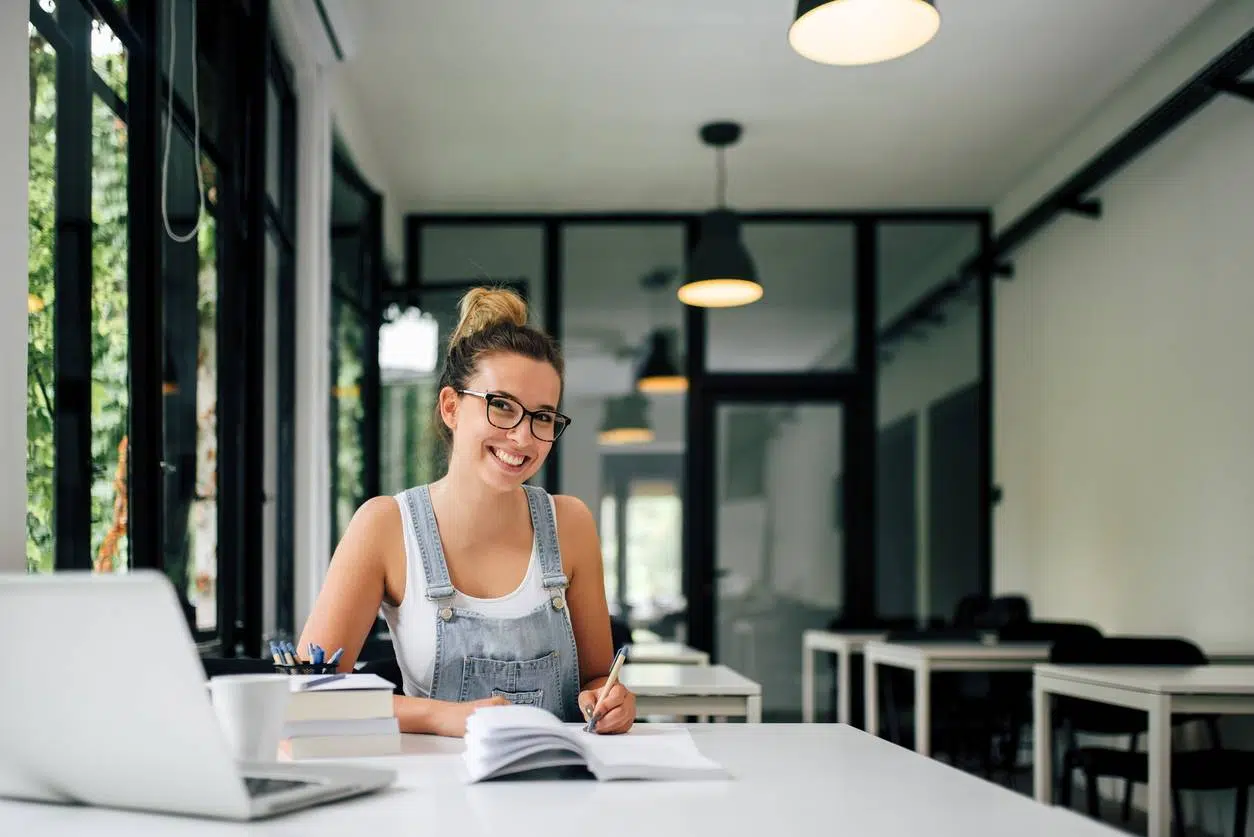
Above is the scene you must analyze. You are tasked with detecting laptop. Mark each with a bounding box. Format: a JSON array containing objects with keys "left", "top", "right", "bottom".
[{"left": 0, "top": 570, "right": 396, "bottom": 821}]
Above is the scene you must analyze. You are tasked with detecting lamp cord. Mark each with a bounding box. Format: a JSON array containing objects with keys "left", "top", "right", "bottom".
[
  {"left": 161, "top": 0, "right": 205, "bottom": 243},
  {"left": 715, "top": 147, "right": 727, "bottom": 208}
]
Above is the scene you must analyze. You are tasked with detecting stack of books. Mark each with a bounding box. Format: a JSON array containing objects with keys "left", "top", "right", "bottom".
[{"left": 278, "top": 673, "right": 401, "bottom": 759}]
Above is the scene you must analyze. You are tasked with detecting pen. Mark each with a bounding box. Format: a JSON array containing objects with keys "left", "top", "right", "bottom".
[
  {"left": 269, "top": 641, "right": 283, "bottom": 665},
  {"left": 326, "top": 647, "right": 344, "bottom": 667},
  {"left": 585, "top": 645, "right": 628, "bottom": 733},
  {"left": 300, "top": 673, "right": 347, "bottom": 690}
]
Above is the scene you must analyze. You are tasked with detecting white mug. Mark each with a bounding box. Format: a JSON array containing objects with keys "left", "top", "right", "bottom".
[{"left": 208, "top": 674, "right": 291, "bottom": 762}]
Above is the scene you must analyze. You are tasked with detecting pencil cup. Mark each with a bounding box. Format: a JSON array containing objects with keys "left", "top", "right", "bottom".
[
  {"left": 273, "top": 661, "right": 339, "bottom": 676},
  {"left": 208, "top": 673, "right": 291, "bottom": 762}
]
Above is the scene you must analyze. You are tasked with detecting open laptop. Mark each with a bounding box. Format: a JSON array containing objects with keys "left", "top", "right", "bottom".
[{"left": 0, "top": 570, "right": 396, "bottom": 821}]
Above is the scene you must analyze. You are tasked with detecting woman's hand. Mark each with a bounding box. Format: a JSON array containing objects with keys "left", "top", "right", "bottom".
[
  {"left": 431, "top": 696, "right": 510, "bottom": 738},
  {"left": 578, "top": 683, "right": 636, "bottom": 734}
]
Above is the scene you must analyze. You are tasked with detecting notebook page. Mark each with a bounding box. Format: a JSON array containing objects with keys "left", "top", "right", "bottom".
[{"left": 580, "top": 727, "right": 727, "bottom": 779}]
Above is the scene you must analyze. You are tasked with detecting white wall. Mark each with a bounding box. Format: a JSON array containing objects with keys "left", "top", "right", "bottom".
[
  {"left": 994, "top": 93, "right": 1254, "bottom": 649},
  {"left": 329, "top": 69, "right": 404, "bottom": 268},
  {"left": 2, "top": 4, "right": 31, "bottom": 573}
]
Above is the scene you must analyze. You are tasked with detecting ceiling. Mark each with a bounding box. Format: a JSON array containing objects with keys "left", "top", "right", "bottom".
[{"left": 336, "top": 0, "right": 1217, "bottom": 213}]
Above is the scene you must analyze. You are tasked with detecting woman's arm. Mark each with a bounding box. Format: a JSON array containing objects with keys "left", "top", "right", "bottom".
[
  {"left": 296, "top": 496, "right": 504, "bottom": 736},
  {"left": 555, "top": 495, "right": 636, "bottom": 733}
]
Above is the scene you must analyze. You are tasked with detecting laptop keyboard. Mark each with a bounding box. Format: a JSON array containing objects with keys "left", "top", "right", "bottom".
[{"left": 244, "top": 776, "right": 315, "bottom": 797}]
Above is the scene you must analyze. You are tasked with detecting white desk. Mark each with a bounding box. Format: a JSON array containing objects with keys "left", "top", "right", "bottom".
[
  {"left": 0, "top": 725, "right": 1129, "bottom": 836},
  {"left": 620, "top": 663, "right": 762, "bottom": 722},
  {"left": 1033, "top": 664, "right": 1254, "bottom": 837},
  {"left": 863, "top": 640, "right": 1052, "bottom": 757},
  {"left": 627, "top": 642, "right": 710, "bottom": 666},
  {"left": 801, "top": 629, "right": 886, "bottom": 724}
]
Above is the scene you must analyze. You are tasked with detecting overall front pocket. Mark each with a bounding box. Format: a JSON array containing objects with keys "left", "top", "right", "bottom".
[{"left": 459, "top": 651, "right": 562, "bottom": 709}]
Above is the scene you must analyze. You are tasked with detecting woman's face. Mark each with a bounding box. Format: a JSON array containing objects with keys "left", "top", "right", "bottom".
[{"left": 440, "top": 352, "right": 563, "bottom": 492}]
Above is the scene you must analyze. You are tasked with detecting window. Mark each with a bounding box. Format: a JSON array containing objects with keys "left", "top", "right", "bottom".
[
  {"left": 329, "top": 153, "right": 382, "bottom": 547},
  {"left": 27, "top": 0, "right": 300, "bottom": 657}
]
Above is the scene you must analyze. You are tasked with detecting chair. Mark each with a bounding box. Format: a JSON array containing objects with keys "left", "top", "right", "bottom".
[
  {"left": 975, "top": 595, "right": 1031, "bottom": 629},
  {"left": 1051, "top": 635, "right": 1254, "bottom": 837}
]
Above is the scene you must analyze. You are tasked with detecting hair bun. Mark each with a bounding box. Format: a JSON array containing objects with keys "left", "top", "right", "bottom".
[{"left": 449, "top": 286, "right": 529, "bottom": 346}]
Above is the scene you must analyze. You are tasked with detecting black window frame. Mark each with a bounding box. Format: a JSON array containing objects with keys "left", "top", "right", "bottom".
[{"left": 28, "top": 0, "right": 298, "bottom": 660}]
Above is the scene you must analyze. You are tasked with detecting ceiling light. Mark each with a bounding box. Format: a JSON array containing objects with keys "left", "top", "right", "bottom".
[
  {"left": 678, "top": 121, "right": 762, "bottom": 308},
  {"left": 636, "top": 330, "right": 688, "bottom": 394},
  {"left": 598, "top": 393, "right": 655, "bottom": 446},
  {"left": 789, "top": 0, "right": 940, "bottom": 66}
]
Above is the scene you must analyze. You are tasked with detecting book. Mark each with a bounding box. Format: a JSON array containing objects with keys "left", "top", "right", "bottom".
[
  {"left": 284, "top": 673, "right": 396, "bottom": 723},
  {"left": 278, "top": 732, "right": 401, "bottom": 760},
  {"left": 462, "top": 705, "right": 730, "bottom": 783}
]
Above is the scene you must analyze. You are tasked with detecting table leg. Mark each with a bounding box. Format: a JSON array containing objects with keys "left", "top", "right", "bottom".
[
  {"left": 1033, "top": 678, "right": 1051, "bottom": 803},
  {"left": 1146, "top": 695, "right": 1172, "bottom": 837},
  {"left": 802, "top": 641, "right": 815, "bottom": 723},
  {"left": 914, "top": 663, "right": 931, "bottom": 757},
  {"left": 865, "top": 658, "right": 879, "bottom": 738},
  {"left": 838, "top": 648, "right": 852, "bottom": 726},
  {"left": 746, "top": 695, "right": 762, "bottom": 724}
]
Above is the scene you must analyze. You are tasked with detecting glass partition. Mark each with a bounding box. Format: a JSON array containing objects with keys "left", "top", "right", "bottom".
[{"left": 876, "top": 222, "right": 982, "bottom": 624}]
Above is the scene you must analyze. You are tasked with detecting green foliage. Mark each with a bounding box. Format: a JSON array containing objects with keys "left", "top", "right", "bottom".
[
  {"left": 27, "top": 26, "right": 134, "bottom": 572},
  {"left": 27, "top": 32, "right": 57, "bottom": 573}
]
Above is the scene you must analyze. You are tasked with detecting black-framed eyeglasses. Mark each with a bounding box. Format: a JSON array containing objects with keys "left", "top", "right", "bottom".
[{"left": 458, "top": 390, "right": 571, "bottom": 442}]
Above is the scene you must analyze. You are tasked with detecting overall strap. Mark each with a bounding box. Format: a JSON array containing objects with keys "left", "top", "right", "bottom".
[
  {"left": 522, "top": 484, "right": 568, "bottom": 593},
  {"left": 402, "top": 485, "right": 455, "bottom": 601}
]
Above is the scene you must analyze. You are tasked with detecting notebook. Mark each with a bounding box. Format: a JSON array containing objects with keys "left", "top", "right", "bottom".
[
  {"left": 462, "top": 705, "right": 730, "bottom": 782},
  {"left": 284, "top": 673, "right": 396, "bottom": 722}
]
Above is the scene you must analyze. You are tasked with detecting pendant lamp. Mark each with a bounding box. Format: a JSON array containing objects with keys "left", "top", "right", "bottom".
[
  {"left": 597, "top": 393, "right": 655, "bottom": 445},
  {"left": 678, "top": 121, "right": 763, "bottom": 309},
  {"left": 789, "top": 0, "right": 940, "bottom": 66},
  {"left": 636, "top": 329, "right": 688, "bottom": 394}
]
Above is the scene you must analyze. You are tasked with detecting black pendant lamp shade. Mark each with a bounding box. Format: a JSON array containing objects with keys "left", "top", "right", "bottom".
[
  {"left": 680, "top": 209, "right": 762, "bottom": 309},
  {"left": 677, "top": 121, "right": 763, "bottom": 309},
  {"left": 636, "top": 329, "right": 688, "bottom": 394},
  {"left": 789, "top": 0, "right": 940, "bottom": 66},
  {"left": 598, "top": 393, "right": 655, "bottom": 446}
]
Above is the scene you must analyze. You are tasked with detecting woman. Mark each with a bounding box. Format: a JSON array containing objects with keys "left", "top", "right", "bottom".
[{"left": 299, "top": 286, "right": 635, "bottom": 737}]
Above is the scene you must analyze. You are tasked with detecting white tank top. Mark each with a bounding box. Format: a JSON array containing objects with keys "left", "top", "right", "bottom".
[{"left": 377, "top": 491, "right": 555, "bottom": 697}]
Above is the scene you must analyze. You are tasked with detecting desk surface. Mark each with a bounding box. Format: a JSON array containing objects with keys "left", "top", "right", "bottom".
[
  {"left": 865, "top": 640, "right": 1052, "bottom": 662},
  {"left": 803, "top": 629, "right": 888, "bottom": 651},
  {"left": 0, "top": 725, "right": 1112, "bottom": 836},
  {"left": 627, "top": 642, "right": 710, "bottom": 664},
  {"left": 620, "top": 663, "right": 761, "bottom": 696},
  {"left": 1036, "top": 664, "right": 1254, "bottom": 694}
]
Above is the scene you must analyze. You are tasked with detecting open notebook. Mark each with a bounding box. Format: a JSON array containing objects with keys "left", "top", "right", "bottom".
[{"left": 463, "top": 705, "right": 730, "bottom": 782}]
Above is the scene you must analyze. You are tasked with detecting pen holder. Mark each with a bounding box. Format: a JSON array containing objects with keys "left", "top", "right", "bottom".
[{"left": 273, "top": 662, "right": 340, "bottom": 676}]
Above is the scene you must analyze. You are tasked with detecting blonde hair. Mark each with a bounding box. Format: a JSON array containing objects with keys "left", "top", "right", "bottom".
[
  {"left": 447, "top": 286, "right": 529, "bottom": 346},
  {"left": 435, "top": 286, "right": 564, "bottom": 447}
]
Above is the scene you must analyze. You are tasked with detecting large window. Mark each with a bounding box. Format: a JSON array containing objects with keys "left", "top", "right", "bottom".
[
  {"left": 329, "top": 151, "right": 382, "bottom": 546},
  {"left": 27, "top": 0, "right": 299, "bottom": 657}
]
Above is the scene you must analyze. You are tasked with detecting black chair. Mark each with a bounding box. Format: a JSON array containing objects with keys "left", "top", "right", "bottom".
[
  {"left": 1051, "top": 635, "right": 1254, "bottom": 837},
  {"left": 976, "top": 595, "right": 1031, "bottom": 629},
  {"left": 610, "top": 616, "right": 633, "bottom": 652},
  {"left": 982, "top": 621, "right": 1104, "bottom": 779}
]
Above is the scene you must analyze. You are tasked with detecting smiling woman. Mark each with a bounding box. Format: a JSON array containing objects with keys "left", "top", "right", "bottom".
[{"left": 298, "top": 286, "right": 636, "bottom": 737}]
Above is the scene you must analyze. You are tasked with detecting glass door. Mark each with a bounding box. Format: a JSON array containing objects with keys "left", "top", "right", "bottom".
[
  {"left": 599, "top": 453, "right": 685, "bottom": 641},
  {"left": 714, "top": 402, "right": 846, "bottom": 720}
]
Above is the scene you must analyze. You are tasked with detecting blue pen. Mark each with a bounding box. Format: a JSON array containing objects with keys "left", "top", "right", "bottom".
[
  {"left": 313, "top": 645, "right": 325, "bottom": 666},
  {"left": 326, "top": 647, "right": 344, "bottom": 667}
]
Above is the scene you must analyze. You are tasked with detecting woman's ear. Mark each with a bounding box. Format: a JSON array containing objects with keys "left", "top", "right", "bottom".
[{"left": 437, "top": 386, "right": 460, "bottom": 432}]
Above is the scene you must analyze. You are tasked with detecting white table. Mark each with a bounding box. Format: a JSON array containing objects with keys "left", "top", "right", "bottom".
[
  {"left": 620, "top": 663, "right": 762, "bottom": 722},
  {"left": 1033, "top": 664, "right": 1254, "bottom": 837},
  {"left": 863, "top": 640, "right": 1052, "bottom": 756},
  {"left": 801, "top": 629, "right": 886, "bottom": 724},
  {"left": 0, "top": 725, "right": 1129, "bottom": 836},
  {"left": 627, "top": 642, "right": 710, "bottom": 666},
  {"left": 619, "top": 662, "right": 762, "bottom": 722}
]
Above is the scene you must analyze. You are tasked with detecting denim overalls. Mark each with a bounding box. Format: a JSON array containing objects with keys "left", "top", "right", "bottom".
[{"left": 400, "top": 483, "right": 583, "bottom": 721}]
